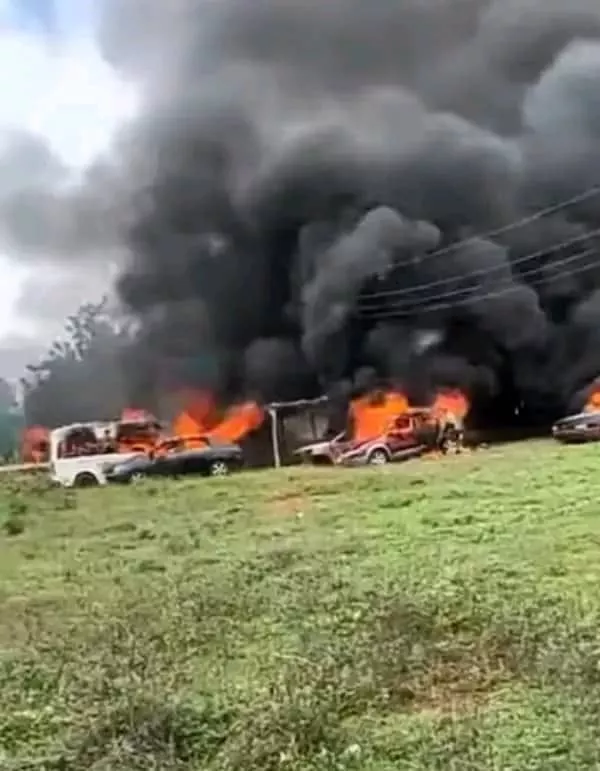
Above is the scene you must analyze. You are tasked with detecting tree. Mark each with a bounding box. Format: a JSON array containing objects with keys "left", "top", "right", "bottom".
[
  {"left": 0, "top": 378, "right": 19, "bottom": 460},
  {"left": 22, "top": 298, "right": 133, "bottom": 427}
]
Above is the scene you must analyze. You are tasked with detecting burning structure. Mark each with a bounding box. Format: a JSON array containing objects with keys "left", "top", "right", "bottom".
[
  {"left": 166, "top": 386, "right": 469, "bottom": 467},
  {"left": 5, "top": 1, "right": 600, "bottom": 431}
]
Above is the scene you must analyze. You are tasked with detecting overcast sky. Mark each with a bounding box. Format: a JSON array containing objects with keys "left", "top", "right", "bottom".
[{"left": 0, "top": 0, "right": 136, "bottom": 378}]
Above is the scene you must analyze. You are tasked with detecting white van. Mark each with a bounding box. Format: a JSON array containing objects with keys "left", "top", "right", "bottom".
[{"left": 49, "top": 420, "right": 157, "bottom": 487}]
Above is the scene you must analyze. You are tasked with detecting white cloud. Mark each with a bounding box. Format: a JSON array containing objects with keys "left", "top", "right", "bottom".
[
  {"left": 0, "top": 32, "right": 136, "bottom": 165},
  {"left": 0, "top": 22, "right": 137, "bottom": 376}
]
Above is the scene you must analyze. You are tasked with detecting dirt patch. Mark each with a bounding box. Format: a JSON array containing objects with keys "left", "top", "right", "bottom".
[
  {"left": 410, "top": 661, "right": 509, "bottom": 716},
  {"left": 375, "top": 653, "right": 510, "bottom": 717},
  {"left": 363, "top": 598, "right": 520, "bottom": 719},
  {"left": 266, "top": 492, "right": 309, "bottom": 517},
  {"left": 410, "top": 687, "right": 494, "bottom": 717}
]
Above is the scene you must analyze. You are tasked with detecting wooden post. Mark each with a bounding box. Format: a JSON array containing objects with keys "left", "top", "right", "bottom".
[{"left": 268, "top": 408, "right": 281, "bottom": 468}]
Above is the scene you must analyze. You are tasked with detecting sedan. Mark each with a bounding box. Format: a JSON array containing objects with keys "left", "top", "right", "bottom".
[{"left": 105, "top": 443, "right": 243, "bottom": 483}]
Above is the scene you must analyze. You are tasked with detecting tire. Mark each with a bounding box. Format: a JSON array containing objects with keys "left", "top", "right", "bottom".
[
  {"left": 208, "top": 459, "right": 230, "bottom": 477},
  {"left": 73, "top": 472, "right": 99, "bottom": 488},
  {"left": 367, "top": 448, "right": 389, "bottom": 465},
  {"left": 129, "top": 471, "right": 146, "bottom": 484}
]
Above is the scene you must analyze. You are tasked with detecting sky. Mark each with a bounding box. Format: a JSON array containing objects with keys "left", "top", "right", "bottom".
[{"left": 0, "top": 0, "right": 137, "bottom": 378}]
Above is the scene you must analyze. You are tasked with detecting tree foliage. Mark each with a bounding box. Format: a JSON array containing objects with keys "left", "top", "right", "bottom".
[{"left": 21, "top": 298, "right": 132, "bottom": 427}]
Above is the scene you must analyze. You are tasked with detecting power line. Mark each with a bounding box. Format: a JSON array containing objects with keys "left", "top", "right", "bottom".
[
  {"left": 359, "top": 228, "right": 600, "bottom": 307},
  {"left": 359, "top": 184, "right": 600, "bottom": 301},
  {"left": 358, "top": 247, "right": 600, "bottom": 320},
  {"left": 359, "top": 248, "right": 598, "bottom": 319}
]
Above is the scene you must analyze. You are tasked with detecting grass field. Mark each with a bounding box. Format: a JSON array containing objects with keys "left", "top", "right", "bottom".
[{"left": 2, "top": 440, "right": 600, "bottom": 769}]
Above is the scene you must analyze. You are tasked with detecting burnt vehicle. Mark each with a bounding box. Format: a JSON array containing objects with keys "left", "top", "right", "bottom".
[
  {"left": 295, "top": 431, "right": 348, "bottom": 465},
  {"left": 296, "top": 408, "right": 457, "bottom": 466},
  {"left": 105, "top": 439, "right": 243, "bottom": 483},
  {"left": 552, "top": 412, "right": 600, "bottom": 444}
]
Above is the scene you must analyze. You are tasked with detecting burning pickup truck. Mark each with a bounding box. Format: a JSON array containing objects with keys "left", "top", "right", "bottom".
[{"left": 296, "top": 408, "right": 461, "bottom": 466}]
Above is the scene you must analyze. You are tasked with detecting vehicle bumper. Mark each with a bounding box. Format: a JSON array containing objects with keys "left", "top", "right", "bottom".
[{"left": 105, "top": 475, "right": 130, "bottom": 484}]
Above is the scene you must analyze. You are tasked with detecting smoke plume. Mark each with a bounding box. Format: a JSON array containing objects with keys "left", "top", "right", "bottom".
[{"left": 5, "top": 0, "right": 600, "bottom": 423}]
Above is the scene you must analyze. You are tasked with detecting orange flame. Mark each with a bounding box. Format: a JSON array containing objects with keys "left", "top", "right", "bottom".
[
  {"left": 21, "top": 425, "right": 50, "bottom": 463},
  {"left": 431, "top": 389, "right": 470, "bottom": 420},
  {"left": 180, "top": 389, "right": 216, "bottom": 426},
  {"left": 207, "top": 402, "right": 264, "bottom": 442},
  {"left": 172, "top": 410, "right": 209, "bottom": 438},
  {"left": 585, "top": 387, "right": 600, "bottom": 412},
  {"left": 350, "top": 390, "right": 409, "bottom": 441},
  {"left": 117, "top": 409, "right": 162, "bottom": 453},
  {"left": 349, "top": 387, "right": 469, "bottom": 441},
  {"left": 172, "top": 390, "right": 215, "bottom": 437},
  {"left": 172, "top": 390, "right": 264, "bottom": 445}
]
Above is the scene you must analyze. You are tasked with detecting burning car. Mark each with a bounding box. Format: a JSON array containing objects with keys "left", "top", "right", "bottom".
[
  {"left": 552, "top": 412, "right": 600, "bottom": 444},
  {"left": 105, "top": 438, "right": 244, "bottom": 483},
  {"left": 295, "top": 431, "right": 349, "bottom": 465},
  {"left": 296, "top": 407, "right": 458, "bottom": 466}
]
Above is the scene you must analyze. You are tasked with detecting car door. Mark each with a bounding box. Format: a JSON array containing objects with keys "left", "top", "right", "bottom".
[
  {"left": 146, "top": 454, "right": 180, "bottom": 477},
  {"left": 178, "top": 451, "right": 211, "bottom": 476}
]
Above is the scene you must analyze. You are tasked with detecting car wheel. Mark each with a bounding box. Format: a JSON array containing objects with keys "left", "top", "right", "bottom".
[
  {"left": 209, "top": 460, "right": 230, "bottom": 477},
  {"left": 130, "top": 472, "right": 145, "bottom": 484},
  {"left": 368, "top": 449, "right": 389, "bottom": 465},
  {"left": 73, "top": 472, "right": 99, "bottom": 488}
]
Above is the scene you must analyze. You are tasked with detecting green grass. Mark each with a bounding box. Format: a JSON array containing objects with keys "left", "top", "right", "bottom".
[{"left": 2, "top": 440, "right": 600, "bottom": 769}]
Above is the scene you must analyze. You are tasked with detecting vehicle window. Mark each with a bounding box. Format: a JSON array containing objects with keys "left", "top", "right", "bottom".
[
  {"left": 59, "top": 427, "right": 101, "bottom": 458},
  {"left": 393, "top": 416, "right": 411, "bottom": 430}
]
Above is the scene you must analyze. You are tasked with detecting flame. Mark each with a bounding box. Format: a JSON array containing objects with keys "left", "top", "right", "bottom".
[
  {"left": 21, "top": 425, "right": 49, "bottom": 463},
  {"left": 350, "top": 390, "right": 409, "bottom": 441},
  {"left": 348, "top": 387, "right": 469, "bottom": 442},
  {"left": 117, "top": 410, "right": 162, "bottom": 453},
  {"left": 172, "top": 389, "right": 215, "bottom": 437},
  {"left": 172, "top": 410, "right": 209, "bottom": 438},
  {"left": 431, "top": 389, "right": 470, "bottom": 420},
  {"left": 207, "top": 402, "right": 264, "bottom": 442},
  {"left": 179, "top": 389, "right": 216, "bottom": 426},
  {"left": 172, "top": 390, "right": 264, "bottom": 445},
  {"left": 584, "top": 386, "right": 600, "bottom": 412}
]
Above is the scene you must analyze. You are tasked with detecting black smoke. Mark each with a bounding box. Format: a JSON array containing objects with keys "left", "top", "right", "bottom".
[{"left": 6, "top": 0, "right": 600, "bottom": 425}]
